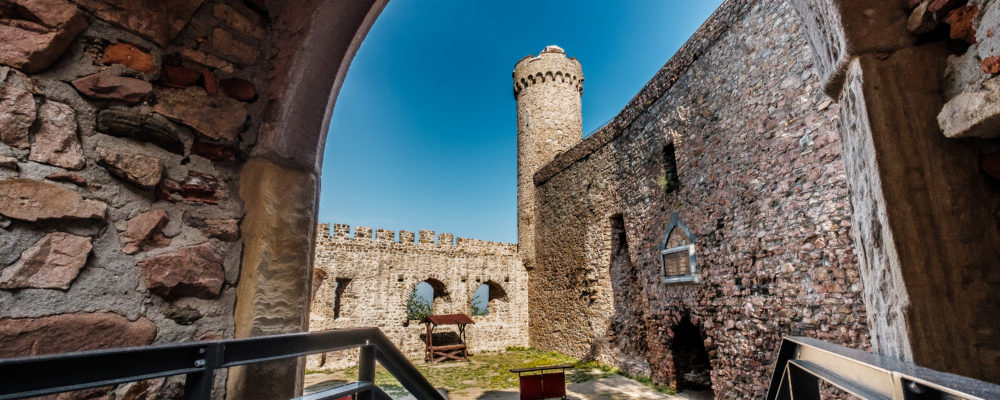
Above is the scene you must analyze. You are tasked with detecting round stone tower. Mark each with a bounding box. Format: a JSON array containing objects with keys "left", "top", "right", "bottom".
[{"left": 513, "top": 45, "right": 583, "bottom": 269}]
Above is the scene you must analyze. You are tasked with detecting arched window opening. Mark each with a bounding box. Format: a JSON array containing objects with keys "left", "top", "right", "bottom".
[
  {"left": 659, "top": 213, "right": 697, "bottom": 284},
  {"left": 311, "top": 268, "right": 328, "bottom": 302},
  {"left": 470, "top": 281, "right": 508, "bottom": 316},
  {"left": 407, "top": 279, "right": 449, "bottom": 320}
]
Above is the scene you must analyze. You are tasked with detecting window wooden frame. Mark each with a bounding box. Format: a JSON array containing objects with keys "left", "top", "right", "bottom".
[{"left": 659, "top": 213, "right": 698, "bottom": 284}]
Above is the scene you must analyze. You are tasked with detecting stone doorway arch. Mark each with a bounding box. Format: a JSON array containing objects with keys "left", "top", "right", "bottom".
[
  {"left": 787, "top": 0, "right": 1000, "bottom": 384},
  {"left": 227, "top": 1, "right": 389, "bottom": 398}
]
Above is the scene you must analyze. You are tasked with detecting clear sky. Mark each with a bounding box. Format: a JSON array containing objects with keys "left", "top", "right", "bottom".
[{"left": 319, "top": 1, "right": 725, "bottom": 243}]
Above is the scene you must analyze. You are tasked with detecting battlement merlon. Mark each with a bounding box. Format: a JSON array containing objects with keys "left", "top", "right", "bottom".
[
  {"left": 315, "top": 223, "right": 516, "bottom": 252},
  {"left": 513, "top": 45, "right": 584, "bottom": 99}
]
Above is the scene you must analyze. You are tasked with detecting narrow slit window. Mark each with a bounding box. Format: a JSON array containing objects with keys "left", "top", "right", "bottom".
[
  {"left": 660, "top": 143, "right": 680, "bottom": 194},
  {"left": 659, "top": 213, "right": 697, "bottom": 284},
  {"left": 333, "top": 278, "right": 352, "bottom": 319}
]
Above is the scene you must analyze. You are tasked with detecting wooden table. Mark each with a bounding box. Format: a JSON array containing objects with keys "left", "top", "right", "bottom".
[{"left": 420, "top": 314, "right": 475, "bottom": 362}]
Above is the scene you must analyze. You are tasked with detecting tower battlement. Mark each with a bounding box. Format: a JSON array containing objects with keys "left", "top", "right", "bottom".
[{"left": 513, "top": 46, "right": 584, "bottom": 99}]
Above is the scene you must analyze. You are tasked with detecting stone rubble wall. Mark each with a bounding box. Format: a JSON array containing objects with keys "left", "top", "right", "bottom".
[
  {"left": 307, "top": 223, "right": 528, "bottom": 370},
  {"left": 0, "top": 0, "right": 271, "bottom": 397},
  {"left": 528, "top": 0, "right": 870, "bottom": 397},
  {"left": 935, "top": 0, "right": 1000, "bottom": 178}
]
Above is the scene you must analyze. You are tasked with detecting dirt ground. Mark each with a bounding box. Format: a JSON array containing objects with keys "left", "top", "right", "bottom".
[{"left": 305, "top": 371, "right": 704, "bottom": 399}]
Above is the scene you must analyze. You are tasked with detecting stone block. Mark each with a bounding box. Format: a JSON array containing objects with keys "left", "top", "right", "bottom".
[
  {"left": 0, "top": 0, "right": 87, "bottom": 73},
  {"left": 939, "top": 75, "right": 1000, "bottom": 139},
  {"left": 0, "top": 67, "right": 36, "bottom": 149},
  {"left": 0, "top": 178, "right": 106, "bottom": 221},
  {"left": 375, "top": 228, "right": 394, "bottom": 242},
  {"left": 96, "top": 109, "right": 184, "bottom": 155},
  {"left": 97, "top": 148, "right": 163, "bottom": 189},
  {"left": 102, "top": 43, "right": 155, "bottom": 74},
  {"left": 945, "top": 5, "right": 978, "bottom": 44},
  {"left": 418, "top": 230, "right": 435, "bottom": 244},
  {"left": 220, "top": 78, "right": 256, "bottom": 102},
  {"left": 69, "top": 0, "right": 205, "bottom": 47},
  {"left": 231, "top": 158, "right": 316, "bottom": 400},
  {"left": 29, "top": 100, "right": 84, "bottom": 170},
  {"left": 159, "top": 64, "right": 201, "bottom": 88},
  {"left": 45, "top": 172, "right": 86, "bottom": 186},
  {"left": 0, "top": 232, "right": 92, "bottom": 290},
  {"left": 153, "top": 87, "right": 248, "bottom": 144},
  {"left": 211, "top": 28, "right": 259, "bottom": 66},
  {"left": 213, "top": 3, "right": 265, "bottom": 40},
  {"left": 333, "top": 224, "right": 350, "bottom": 238},
  {"left": 71, "top": 71, "right": 152, "bottom": 104},
  {"left": 121, "top": 209, "right": 169, "bottom": 255},
  {"left": 138, "top": 242, "right": 224, "bottom": 301},
  {"left": 0, "top": 312, "right": 156, "bottom": 357}
]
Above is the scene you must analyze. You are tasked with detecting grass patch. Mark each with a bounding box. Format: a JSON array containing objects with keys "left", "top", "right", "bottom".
[{"left": 306, "top": 347, "right": 675, "bottom": 396}]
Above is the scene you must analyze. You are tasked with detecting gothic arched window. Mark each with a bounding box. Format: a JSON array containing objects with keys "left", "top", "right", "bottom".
[{"left": 659, "top": 213, "right": 698, "bottom": 284}]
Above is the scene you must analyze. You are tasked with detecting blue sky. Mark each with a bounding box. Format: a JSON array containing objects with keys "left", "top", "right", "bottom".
[{"left": 320, "top": 1, "right": 724, "bottom": 243}]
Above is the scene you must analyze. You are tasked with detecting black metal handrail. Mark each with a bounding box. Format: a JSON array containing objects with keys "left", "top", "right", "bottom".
[
  {"left": 767, "top": 336, "right": 1000, "bottom": 399},
  {"left": 0, "top": 327, "right": 446, "bottom": 400}
]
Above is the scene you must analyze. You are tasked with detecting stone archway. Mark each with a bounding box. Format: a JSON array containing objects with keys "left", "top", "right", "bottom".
[
  {"left": 226, "top": 1, "right": 389, "bottom": 398},
  {"left": 787, "top": 0, "right": 1000, "bottom": 383}
]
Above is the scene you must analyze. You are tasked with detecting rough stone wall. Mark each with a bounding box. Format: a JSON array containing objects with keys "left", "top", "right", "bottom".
[
  {"left": 307, "top": 223, "right": 528, "bottom": 370},
  {"left": 0, "top": 0, "right": 270, "bottom": 397},
  {"left": 528, "top": 0, "right": 870, "bottom": 397}
]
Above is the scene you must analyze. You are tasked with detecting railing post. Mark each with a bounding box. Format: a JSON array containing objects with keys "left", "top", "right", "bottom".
[
  {"left": 184, "top": 343, "right": 223, "bottom": 400},
  {"left": 357, "top": 344, "right": 376, "bottom": 400}
]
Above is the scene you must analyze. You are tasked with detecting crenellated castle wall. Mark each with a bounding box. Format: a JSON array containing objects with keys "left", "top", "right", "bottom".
[{"left": 307, "top": 223, "right": 527, "bottom": 369}]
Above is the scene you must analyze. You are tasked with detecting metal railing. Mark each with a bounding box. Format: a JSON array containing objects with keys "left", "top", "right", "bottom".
[
  {"left": 0, "top": 327, "right": 446, "bottom": 400},
  {"left": 767, "top": 336, "right": 1000, "bottom": 399}
]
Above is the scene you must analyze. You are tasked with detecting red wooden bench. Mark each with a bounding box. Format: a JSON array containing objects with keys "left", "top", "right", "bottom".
[{"left": 510, "top": 364, "right": 573, "bottom": 400}]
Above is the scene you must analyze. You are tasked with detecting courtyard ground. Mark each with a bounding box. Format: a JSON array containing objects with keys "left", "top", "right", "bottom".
[{"left": 304, "top": 348, "right": 689, "bottom": 399}]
